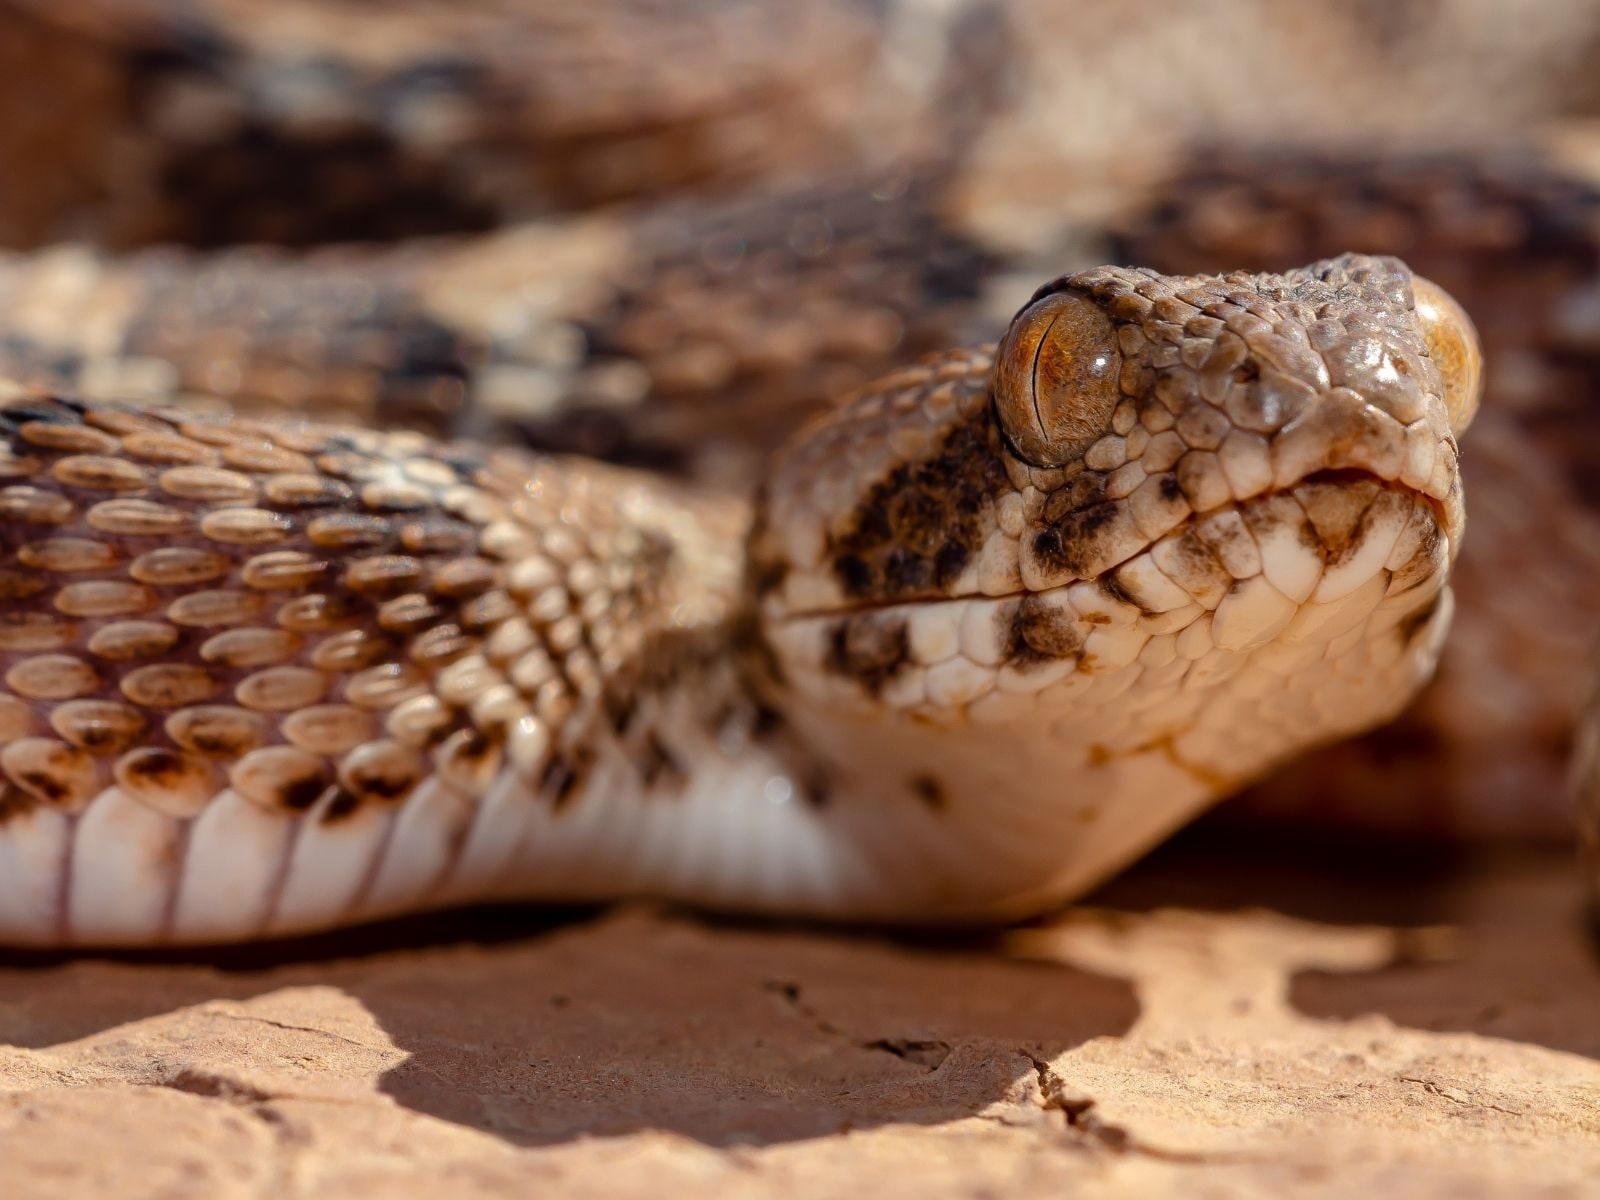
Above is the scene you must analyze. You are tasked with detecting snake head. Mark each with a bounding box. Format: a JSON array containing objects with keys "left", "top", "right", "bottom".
[{"left": 749, "top": 254, "right": 1476, "bottom": 916}]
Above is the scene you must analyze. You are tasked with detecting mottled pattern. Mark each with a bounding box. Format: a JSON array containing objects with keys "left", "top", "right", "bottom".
[
  {"left": 0, "top": 393, "right": 751, "bottom": 943},
  {"left": 758, "top": 256, "right": 1464, "bottom": 618},
  {"left": 746, "top": 255, "right": 1468, "bottom": 918},
  {"left": 1113, "top": 145, "right": 1600, "bottom": 835},
  {"left": 0, "top": 171, "right": 996, "bottom": 479},
  {"left": 0, "top": 256, "right": 1477, "bottom": 943},
  {"left": 0, "top": 134, "right": 1594, "bottom": 840},
  {"left": 0, "top": 0, "right": 900, "bottom": 246}
]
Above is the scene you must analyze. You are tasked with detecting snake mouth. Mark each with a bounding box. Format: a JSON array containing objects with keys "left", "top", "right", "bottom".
[
  {"left": 775, "top": 467, "right": 1451, "bottom": 624},
  {"left": 764, "top": 466, "right": 1452, "bottom": 712}
]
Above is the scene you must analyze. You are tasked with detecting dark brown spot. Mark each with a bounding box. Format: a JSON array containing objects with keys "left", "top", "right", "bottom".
[
  {"left": 825, "top": 615, "right": 911, "bottom": 694},
  {"left": 544, "top": 744, "right": 595, "bottom": 812},
  {"left": 347, "top": 768, "right": 414, "bottom": 802},
  {"left": 1037, "top": 502, "right": 1126, "bottom": 579},
  {"left": 802, "top": 768, "right": 832, "bottom": 809},
  {"left": 752, "top": 705, "right": 785, "bottom": 738},
  {"left": 933, "top": 541, "right": 970, "bottom": 586},
  {"left": 1007, "top": 596, "right": 1083, "bottom": 664},
  {"left": 281, "top": 772, "right": 330, "bottom": 811},
  {"left": 909, "top": 773, "right": 946, "bottom": 811},
  {"left": 639, "top": 734, "right": 684, "bottom": 789},
  {"left": 18, "top": 772, "right": 66, "bottom": 803},
  {"left": 829, "top": 410, "right": 1009, "bottom": 602},
  {"left": 606, "top": 691, "right": 638, "bottom": 737},
  {"left": 321, "top": 787, "right": 362, "bottom": 823},
  {"left": 834, "top": 554, "right": 874, "bottom": 596},
  {"left": 0, "top": 783, "right": 39, "bottom": 822},
  {"left": 121, "top": 749, "right": 187, "bottom": 788}
]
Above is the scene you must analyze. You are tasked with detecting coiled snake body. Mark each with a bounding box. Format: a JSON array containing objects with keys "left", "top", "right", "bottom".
[
  {"left": 0, "top": 0, "right": 1595, "bottom": 946},
  {"left": 0, "top": 254, "right": 1479, "bottom": 944}
]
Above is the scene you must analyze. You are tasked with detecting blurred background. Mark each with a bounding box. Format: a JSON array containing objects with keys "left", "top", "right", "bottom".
[
  {"left": 2, "top": 1, "right": 1600, "bottom": 246},
  {"left": 0, "top": 0, "right": 1595, "bottom": 846}
]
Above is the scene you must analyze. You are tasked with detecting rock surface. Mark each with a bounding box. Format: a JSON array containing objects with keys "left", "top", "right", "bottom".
[{"left": 1, "top": 828, "right": 1596, "bottom": 1199}]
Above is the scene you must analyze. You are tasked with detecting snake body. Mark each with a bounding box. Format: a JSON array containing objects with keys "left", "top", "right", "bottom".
[
  {"left": 0, "top": 143, "right": 1594, "bottom": 843},
  {"left": 0, "top": 0, "right": 1596, "bottom": 943},
  {"left": 0, "top": 253, "right": 1477, "bottom": 945}
]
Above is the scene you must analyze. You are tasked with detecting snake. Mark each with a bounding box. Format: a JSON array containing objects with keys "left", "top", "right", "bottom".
[
  {"left": 0, "top": 0, "right": 1594, "bottom": 944},
  {"left": 0, "top": 252, "right": 1480, "bottom": 945}
]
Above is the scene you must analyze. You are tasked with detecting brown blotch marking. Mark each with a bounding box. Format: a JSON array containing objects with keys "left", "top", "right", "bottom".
[
  {"left": 1005, "top": 595, "right": 1083, "bottom": 665},
  {"left": 279, "top": 770, "right": 332, "bottom": 811},
  {"left": 752, "top": 704, "right": 785, "bottom": 738},
  {"left": 0, "top": 568, "right": 46, "bottom": 600},
  {"left": 119, "top": 748, "right": 190, "bottom": 790},
  {"left": 825, "top": 615, "right": 911, "bottom": 695},
  {"left": 829, "top": 411, "right": 1009, "bottom": 601},
  {"left": 1034, "top": 502, "right": 1121, "bottom": 580},
  {"left": 344, "top": 761, "right": 416, "bottom": 803},
  {"left": 321, "top": 787, "right": 361, "bottom": 824},
  {"left": 1294, "top": 470, "right": 1383, "bottom": 561},
  {"left": 16, "top": 770, "right": 67, "bottom": 804},
  {"left": 802, "top": 767, "right": 832, "bottom": 809},
  {"left": 909, "top": 773, "right": 946, "bottom": 812},
  {"left": 177, "top": 721, "right": 259, "bottom": 758},
  {"left": 544, "top": 744, "right": 595, "bottom": 811},
  {"left": 1099, "top": 576, "right": 1141, "bottom": 610},
  {"left": 639, "top": 733, "right": 685, "bottom": 789},
  {"left": 604, "top": 689, "right": 638, "bottom": 737},
  {"left": 0, "top": 783, "right": 39, "bottom": 823}
]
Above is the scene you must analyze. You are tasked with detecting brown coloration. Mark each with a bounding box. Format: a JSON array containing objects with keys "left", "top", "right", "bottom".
[
  {"left": 0, "top": 737, "right": 99, "bottom": 809},
  {"left": 229, "top": 746, "right": 332, "bottom": 812},
  {"left": 1410, "top": 277, "right": 1484, "bottom": 433},
  {"left": 761, "top": 255, "right": 1464, "bottom": 631},
  {"left": 909, "top": 773, "right": 947, "bottom": 812},
  {"left": 0, "top": 168, "right": 995, "bottom": 476},
  {"left": 1006, "top": 596, "right": 1084, "bottom": 666},
  {"left": 48, "top": 698, "right": 145, "bottom": 755},
  {"left": 1114, "top": 146, "right": 1600, "bottom": 835},
  {"left": 337, "top": 740, "right": 424, "bottom": 805},
  {"left": 822, "top": 376, "right": 1011, "bottom": 604},
  {"left": 113, "top": 747, "right": 215, "bottom": 817},
  {"left": 824, "top": 616, "right": 912, "bottom": 696},
  {"left": 0, "top": 0, "right": 897, "bottom": 247},
  {"left": 0, "top": 393, "right": 733, "bottom": 836},
  {"left": 993, "top": 291, "right": 1124, "bottom": 468}
]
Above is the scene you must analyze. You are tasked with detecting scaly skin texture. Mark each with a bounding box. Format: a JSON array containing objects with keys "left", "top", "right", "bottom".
[
  {"left": 1109, "top": 146, "right": 1600, "bottom": 835},
  {"left": 0, "top": 141, "right": 1586, "bottom": 839},
  {"left": 0, "top": 254, "right": 1476, "bottom": 945},
  {"left": 0, "top": 0, "right": 916, "bottom": 246},
  {"left": 0, "top": 173, "right": 997, "bottom": 482}
]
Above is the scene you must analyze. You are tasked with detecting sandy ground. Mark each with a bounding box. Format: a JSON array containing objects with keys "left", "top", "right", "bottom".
[{"left": 0, "top": 825, "right": 1596, "bottom": 1199}]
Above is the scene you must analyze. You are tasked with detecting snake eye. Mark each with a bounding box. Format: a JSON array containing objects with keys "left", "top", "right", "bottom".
[
  {"left": 1412, "top": 275, "right": 1482, "bottom": 435},
  {"left": 993, "top": 291, "right": 1123, "bottom": 467}
]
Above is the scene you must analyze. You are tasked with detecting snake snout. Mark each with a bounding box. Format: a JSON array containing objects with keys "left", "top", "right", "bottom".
[{"left": 1411, "top": 275, "right": 1483, "bottom": 435}]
